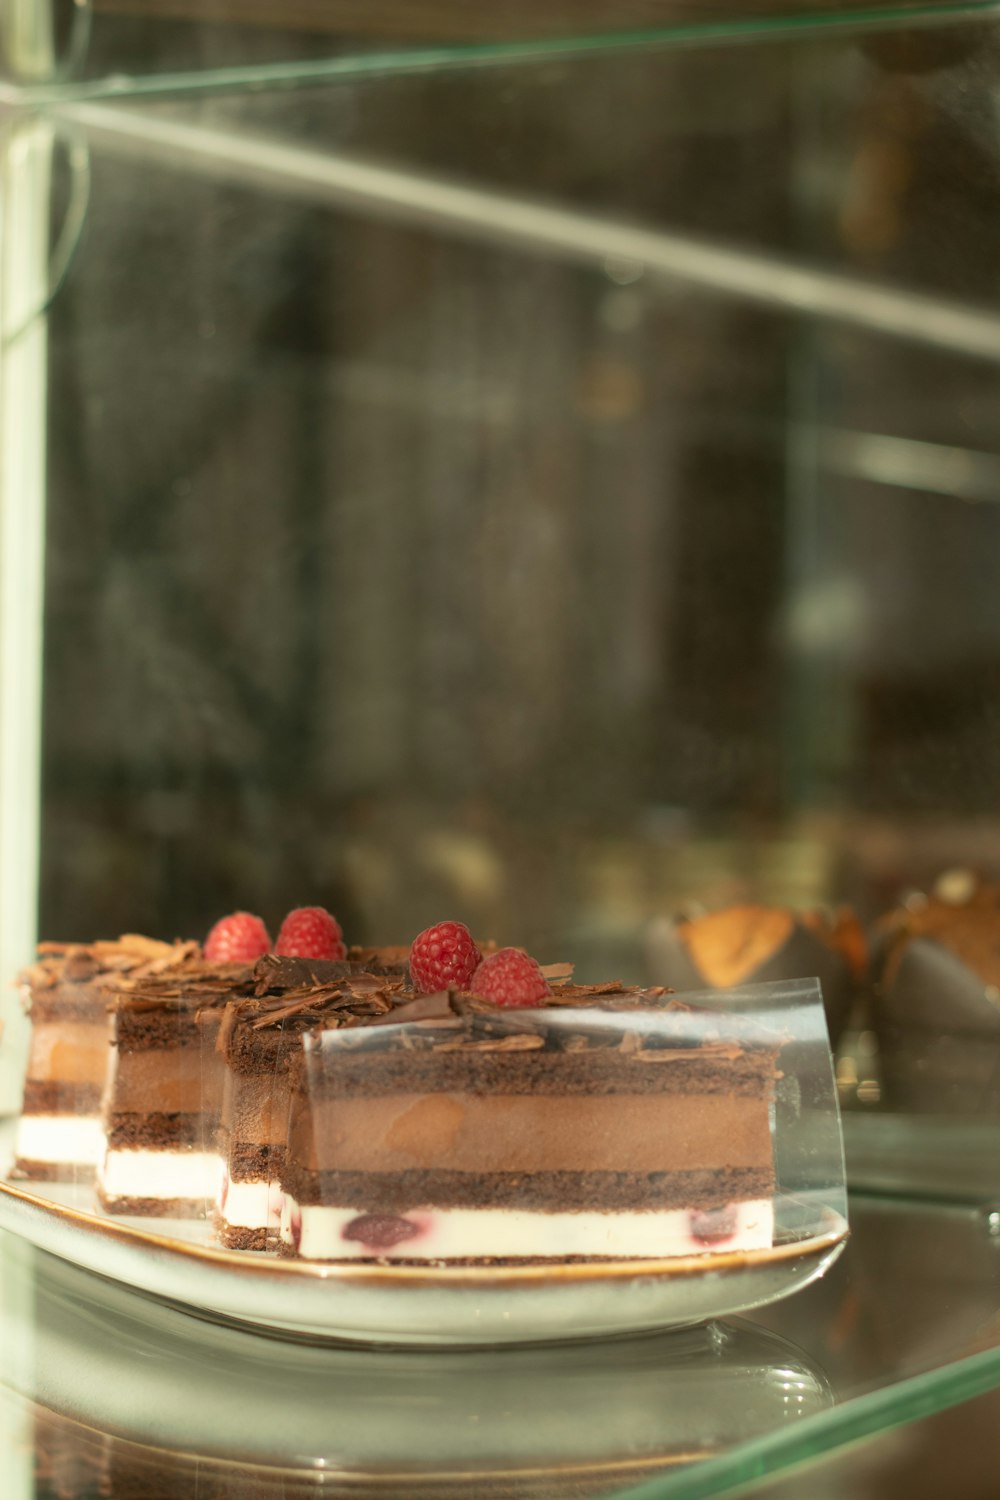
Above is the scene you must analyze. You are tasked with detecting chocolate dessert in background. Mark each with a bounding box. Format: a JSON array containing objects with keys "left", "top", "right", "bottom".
[
  {"left": 647, "top": 904, "right": 866, "bottom": 1048},
  {"left": 11, "top": 936, "right": 200, "bottom": 1183},
  {"left": 873, "top": 871, "right": 1000, "bottom": 1113}
]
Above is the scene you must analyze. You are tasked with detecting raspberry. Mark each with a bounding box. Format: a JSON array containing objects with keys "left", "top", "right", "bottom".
[
  {"left": 409, "top": 921, "right": 481, "bottom": 994},
  {"left": 471, "top": 948, "right": 550, "bottom": 1008},
  {"left": 274, "top": 906, "right": 346, "bottom": 960},
  {"left": 203, "top": 911, "right": 271, "bottom": 964}
]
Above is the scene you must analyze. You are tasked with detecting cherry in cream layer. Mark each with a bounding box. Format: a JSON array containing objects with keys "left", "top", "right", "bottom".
[{"left": 280, "top": 1198, "right": 775, "bottom": 1260}]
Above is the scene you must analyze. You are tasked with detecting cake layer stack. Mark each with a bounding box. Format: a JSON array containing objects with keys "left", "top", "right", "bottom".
[
  {"left": 280, "top": 985, "right": 779, "bottom": 1263},
  {"left": 216, "top": 951, "right": 410, "bottom": 1248},
  {"left": 13, "top": 936, "right": 199, "bottom": 1182},
  {"left": 97, "top": 961, "right": 255, "bottom": 1216}
]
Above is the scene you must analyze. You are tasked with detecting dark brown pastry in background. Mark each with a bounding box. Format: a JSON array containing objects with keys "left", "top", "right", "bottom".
[
  {"left": 648, "top": 904, "right": 865, "bottom": 1048},
  {"left": 873, "top": 871, "right": 1000, "bottom": 1113}
]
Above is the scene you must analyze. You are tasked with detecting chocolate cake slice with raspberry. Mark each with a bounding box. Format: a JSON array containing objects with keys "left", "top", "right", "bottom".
[
  {"left": 216, "top": 951, "right": 410, "bottom": 1249},
  {"left": 11, "top": 936, "right": 199, "bottom": 1182},
  {"left": 279, "top": 986, "right": 779, "bottom": 1263}
]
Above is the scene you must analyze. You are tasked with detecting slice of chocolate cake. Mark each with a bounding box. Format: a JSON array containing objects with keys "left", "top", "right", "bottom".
[
  {"left": 97, "top": 961, "right": 255, "bottom": 1217},
  {"left": 217, "top": 952, "right": 410, "bottom": 1250},
  {"left": 12, "top": 936, "right": 198, "bottom": 1181},
  {"left": 280, "top": 986, "right": 779, "bottom": 1263}
]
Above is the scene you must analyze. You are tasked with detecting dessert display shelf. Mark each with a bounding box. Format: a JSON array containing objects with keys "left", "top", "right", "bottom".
[{"left": 0, "top": 965, "right": 847, "bottom": 1344}]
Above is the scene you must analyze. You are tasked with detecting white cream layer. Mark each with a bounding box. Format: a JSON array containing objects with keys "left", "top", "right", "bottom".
[
  {"left": 98, "top": 1149, "right": 220, "bottom": 1202},
  {"left": 281, "top": 1198, "right": 774, "bottom": 1261},
  {"left": 15, "top": 1114, "right": 104, "bottom": 1167},
  {"left": 220, "top": 1178, "right": 283, "bottom": 1231}
]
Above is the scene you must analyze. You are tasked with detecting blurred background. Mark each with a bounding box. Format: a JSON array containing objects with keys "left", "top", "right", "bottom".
[
  {"left": 0, "top": 1, "right": 998, "bottom": 1078},
  {"left": 12, "top": 16, "right": 1000, "bottom": 976}
]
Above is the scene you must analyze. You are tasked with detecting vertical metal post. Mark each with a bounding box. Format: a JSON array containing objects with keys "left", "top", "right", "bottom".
[
  {"left": 0, "top": 114, "right": 53, "bottom": 1114},
  {"left": 1, "top": 0, "right": 55, "bottom": 85}
]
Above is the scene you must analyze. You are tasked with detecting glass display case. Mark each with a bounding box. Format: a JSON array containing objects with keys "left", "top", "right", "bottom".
[{"left": 4, "top": 0, "right": 1000, "bottom": 1493}]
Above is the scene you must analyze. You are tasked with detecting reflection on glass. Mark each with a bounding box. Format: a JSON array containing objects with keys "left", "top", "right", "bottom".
[{"left": 0, "top": 1230, "right": 831, "bottom": 1498}]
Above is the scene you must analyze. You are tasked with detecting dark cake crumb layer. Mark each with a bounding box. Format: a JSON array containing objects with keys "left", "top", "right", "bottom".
[
  {"left": 21, "top": 1080, "right": 105, "bottom": 1113},
  {"left": 96, "top": 1190, "right": 208, "bottom": 1218},
  {"left": 10, "top": 1159, "right": 92, "bottom": 1182},
  {"left": 301, "top": 1048, "right": 777, "bottom": 1099},
  {"left": 283, "top": 1165, "right": 774, "bottom": 1214},
  {"left": 106, "top": 1112, "right": 206, "bottom": 1150}
]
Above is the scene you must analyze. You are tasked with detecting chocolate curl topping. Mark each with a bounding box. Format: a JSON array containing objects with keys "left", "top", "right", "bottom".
[
  {"left": 104, "top": 961, "right": 255, "bottom": 1011},
  {"left": 364, "top": 991, "right": 458, "bottom": 1027},
  {"left": 252, "top": 956, "right": 354, "bottom": 992},
  {"left": 217, "top": 978, "right": 406, "bottom": 1044},
  {"left": 23, "top": 935, "right": 201, "bottom": 990},
  {"left": 540, "top": 962, "right": 575, "bottom": 981}
]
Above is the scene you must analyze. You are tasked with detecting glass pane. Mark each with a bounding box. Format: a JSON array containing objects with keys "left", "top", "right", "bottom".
[{"left": 0, "top": 0, "right": 984, "bottom": 95}]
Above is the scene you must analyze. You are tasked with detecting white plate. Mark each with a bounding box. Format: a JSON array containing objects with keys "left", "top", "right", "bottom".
[{"left": 0, "top": 1121, "right": 847, "bottom": 1346}]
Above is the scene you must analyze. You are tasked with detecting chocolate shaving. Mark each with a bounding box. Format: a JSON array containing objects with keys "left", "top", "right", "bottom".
[
  {"left": 364, "top": 992, "right": 457, "bottom": 1027},
  {"left": 342, "top": 972, "right": 406, "bottom": 995},
  {"left": 105, "top": 961, "right": 254, "bottom": 1011},
  {"left": 432, "top": 1033, "right": 546, "bottom": 1053},
  {"left": 215, "top": 1003, "right": 239, "bottom": 1057},
  {"left": 22, "top": 935, "right": 200, "bottom": 990},
  {"left": 347, "top": 944, "right": 411, "bottom": 967},
  {"left": 62, "top": 951, "right": 101, "bottom": 983},
  {"left": 253, "top": 955, "right": 354, "bottom": 992},
  {"left": 248, "top": 989, "right": 345, "bottom": 1029}
]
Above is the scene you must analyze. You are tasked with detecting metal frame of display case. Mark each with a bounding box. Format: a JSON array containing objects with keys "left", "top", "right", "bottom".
[{"left": 0, "top": 116, "right": 55, "bottom": 1107}]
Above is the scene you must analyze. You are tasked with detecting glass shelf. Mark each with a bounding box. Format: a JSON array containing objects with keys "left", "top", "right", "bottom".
[
  {"left": 48, "top": 8, "right": 1000, "bottom": 383},
  {"left": 3, "top": 1193, "right": 1000, "bottom": 1498},
  {"left": 2, "top": 0, "right": 996, "bottom": 100}
]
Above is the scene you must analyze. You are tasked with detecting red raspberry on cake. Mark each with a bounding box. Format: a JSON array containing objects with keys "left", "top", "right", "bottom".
[
  {"left": 203, "top": 912, "right": 271, "bottom": 964},
  {"left": 471, "top": 947, "right": 550, "bottom": 1008},
  {"left": 409, "top": 921, "right": 482, "bottom": 994},
  {"left": 275, "top": 906, "right": 346, "bottom": 960}
]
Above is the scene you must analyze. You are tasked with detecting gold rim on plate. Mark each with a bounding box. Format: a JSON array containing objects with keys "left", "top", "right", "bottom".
[{"left": 0, "top": 1173, "right": 848, "bottom": 1288}]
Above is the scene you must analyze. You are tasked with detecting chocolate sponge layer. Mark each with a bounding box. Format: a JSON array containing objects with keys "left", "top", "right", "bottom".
[
  {"left": 305, "top": 1048, "right": 777, "bottom": 1099},
  {"left": 22, "top": 1080, "right": 104, "bottom": 1113},
  {"left": 283, "top": 1165, "right": 774, "bottom": 1213}
]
